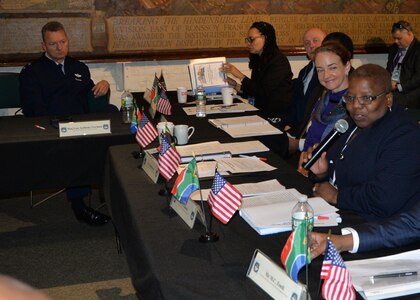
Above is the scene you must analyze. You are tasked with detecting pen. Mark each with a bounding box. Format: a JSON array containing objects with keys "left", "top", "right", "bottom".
[
  {"left": 34, "top": 124, "right": 46, "bottom": 130},
  {"left": 370, "top": 271, "right": 417, "bottom": 279}
]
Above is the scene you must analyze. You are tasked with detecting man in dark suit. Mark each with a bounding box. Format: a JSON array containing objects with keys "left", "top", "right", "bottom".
[
  {"left": 310, "top": 201, "right": 420, "bottom": 258},
  {"left": 20, "top": 21, "right": 110, "bottom": 226},
  {"left": 386, "top": 20, "right": 420, "bottom": 109},
  {"left": 282, "top": 28, "right": 326, "bottom": 136}
]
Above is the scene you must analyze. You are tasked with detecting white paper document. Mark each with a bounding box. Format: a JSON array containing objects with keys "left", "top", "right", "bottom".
[
  {"left": 346, "top": 249, "right": 420, "bottom": 300},
  {"left": 190, "top": 179, "right": 286, "bottom": 201},
  {"left": 188, "top": 57, "right": 228, "bottom": 94},
  {"left": 215, "top": 157, "right": 277, "bottom": 173},
  {"left": 208, "top": 115, "right": 282, "bottom": 138},
  {"left": 239, "top": 189, "right": 340, "bottom": 235},
  {"left": 182, "top": 102, "right": 258, "bottom": 115},
  {"left": 176, "top": 140, "right": 269, "bottom": 163},
  {"left": 177, "top": 161, "right": 229, "bottom": 179}
]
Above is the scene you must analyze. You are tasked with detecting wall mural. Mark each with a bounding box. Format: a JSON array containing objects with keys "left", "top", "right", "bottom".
[{"left": 0, "top": 0, "right": 419, "bottom": 59}]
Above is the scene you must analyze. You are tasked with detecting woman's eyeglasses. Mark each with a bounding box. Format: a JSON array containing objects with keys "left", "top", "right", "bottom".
[
  {"left": 342, "top": 90, "right": 389, "bottom": 105},
  {"left": 245, "top": 35, "right": 263, "bottom": 44}
]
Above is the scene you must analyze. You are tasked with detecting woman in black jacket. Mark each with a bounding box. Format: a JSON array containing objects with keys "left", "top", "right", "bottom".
[{"left": 221, "top": 21, "right": 293, "bottom": 120}]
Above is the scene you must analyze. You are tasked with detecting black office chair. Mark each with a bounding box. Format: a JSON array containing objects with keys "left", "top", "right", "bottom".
[
  {"left": 0, "top": 72, "right": 22, "bottom": 114},
  {"left": 88, "top": 89, "right": 112, "bottom": 113}
]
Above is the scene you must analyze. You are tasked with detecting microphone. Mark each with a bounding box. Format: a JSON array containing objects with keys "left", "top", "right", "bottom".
[{"left": 302, "top": 119, "right": 349, "bottom": 170}]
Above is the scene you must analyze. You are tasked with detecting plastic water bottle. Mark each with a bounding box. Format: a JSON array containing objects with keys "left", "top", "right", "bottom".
[
  {"left": 121, "top": 90, "right": 134, "bottom": 123},
  {"left": 291, "top": 195, "right": 314, "bottom": 231},
  {"left": 196, "top": 85, "right": 206, "bottom": 117}
]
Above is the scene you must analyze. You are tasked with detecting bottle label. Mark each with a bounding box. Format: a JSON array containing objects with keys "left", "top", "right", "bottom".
[{"left": 292, "top": 212, "right": 314, "bottom": 231}]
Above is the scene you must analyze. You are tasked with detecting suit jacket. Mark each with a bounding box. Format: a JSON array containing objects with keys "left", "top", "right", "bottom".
[
  {"left": 356, "top": 201, "right": 420, "bottom": 252},
  {"left": 283, "top": 61, "right": 323, "bottom": 130},
  {"left": 326, "top": 103, "right": 420, "bottom": 220},
  {"left": 386, "top": 37, "right": 420, "bottom": 109},
  {"left": 20, "top": 54, "right": 94, "bottom": 117},
  {"left": 241, "top": 51, "right": 293, "bottom": 119}
]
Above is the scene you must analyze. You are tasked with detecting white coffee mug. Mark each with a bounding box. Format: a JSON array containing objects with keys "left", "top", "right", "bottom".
[
  {"left": 221, "top": 87, "right": 234, "bottom": 105},
  {"left": 156, "top": 122, "right": 174, "bottom": 143},
  {"left": 177, "top": 87, "right": 188, "bottom": 103},
  {"left": 174, "top": 124, "right": 195, "bottom": 145}
]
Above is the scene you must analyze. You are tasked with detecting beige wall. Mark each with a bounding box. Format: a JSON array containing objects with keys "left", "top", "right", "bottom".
[{"left": 0, "top": 53, "right": 388, "bottom": 116}]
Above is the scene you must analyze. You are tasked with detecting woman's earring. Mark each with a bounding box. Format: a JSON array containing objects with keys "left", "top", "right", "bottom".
[{"left": 388, "top": 106, "right": 392, "bottom": 112}]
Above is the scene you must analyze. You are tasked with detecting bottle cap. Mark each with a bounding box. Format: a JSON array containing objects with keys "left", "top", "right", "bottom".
[{"left": 298, "top": 195, "right": 308, "bottom": 202}]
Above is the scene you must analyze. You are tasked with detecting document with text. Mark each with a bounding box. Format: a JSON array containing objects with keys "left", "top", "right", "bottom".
[
  {"left": 208, "top": 115, "right": 282, "bottom": 138},
  {"left": 346, "top": 249, "right": 420, "bottom": 300}
]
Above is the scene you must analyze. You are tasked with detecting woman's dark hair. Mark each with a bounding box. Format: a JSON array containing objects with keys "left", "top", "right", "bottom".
[
  {"left": 248, "top": 21, "right": 280, "bottom": 70},
  {"left": 314, "top": 41, "right": 351, "bottom": 66},
  {"left": 322, "top": 32, "right": 354, "bottom": 59},
  {"left": 350, "top": 64, "right": 392, "bottom": 93}
]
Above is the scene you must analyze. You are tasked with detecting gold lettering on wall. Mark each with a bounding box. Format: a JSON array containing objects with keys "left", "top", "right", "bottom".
[{"left": 107, "top": 14, "right": 420, "bottom": 52}]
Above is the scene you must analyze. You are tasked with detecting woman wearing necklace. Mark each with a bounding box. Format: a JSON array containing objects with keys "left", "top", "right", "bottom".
[
  {"left": 298, "top": 42, "right": 351, "bottom": 175},
  {"left": 304, "top": 64, "right": 420, "bottom": 221}
]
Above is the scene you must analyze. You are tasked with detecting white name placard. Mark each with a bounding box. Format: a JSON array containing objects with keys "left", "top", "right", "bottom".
[
  {"left": 170, "top": 196, "right": 205, "bottom": 229},
  {"left": 59, "top": 120, "right": 111, "bottom": 137},
  {"left": 142, "top": 149, "right": 160, "bottom": 183},
  {"left": 247, "top": 249, "right": 307, "bottom": 300}
]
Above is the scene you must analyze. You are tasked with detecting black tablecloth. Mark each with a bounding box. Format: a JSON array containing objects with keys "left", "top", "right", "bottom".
[
  {"left": 105, "top": 93, "right": 419, "bottom": 299},
  {"left": 0, "top": 112, "right": 134, "bottom": 194},
  {"left": 105, "top": 144, "right": 419, "bottom": 300}
]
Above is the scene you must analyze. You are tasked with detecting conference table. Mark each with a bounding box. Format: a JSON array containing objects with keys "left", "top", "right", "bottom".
[
  {"left": 0, "top": 112, "right": 134, "bottom": 195},
  {"left": 104, "top": 96, "right": 420, "bottom": 299}
]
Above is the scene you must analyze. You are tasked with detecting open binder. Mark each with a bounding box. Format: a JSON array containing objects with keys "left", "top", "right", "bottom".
[{"left": 188, "top": 57, "right": 228, "bottom": 95}]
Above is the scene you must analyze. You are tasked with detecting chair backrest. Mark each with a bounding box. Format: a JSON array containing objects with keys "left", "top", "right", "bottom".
[
  {"left": 88, "top": 90, "right": 110, "bottom": 113},
  {"left": 0, "top": 72, "right": 21, "bottom": 109}
]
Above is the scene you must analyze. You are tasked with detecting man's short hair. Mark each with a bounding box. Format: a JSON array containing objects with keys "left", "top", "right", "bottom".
[
  {"left": 392, "top": 20, "right": 413, "bottom": 33},
  {"left": 41, "top": 21, "right": 66, "bottom": 41}
]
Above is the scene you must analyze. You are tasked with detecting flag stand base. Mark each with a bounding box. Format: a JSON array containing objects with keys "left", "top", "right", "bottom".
[
  {"left": 158, "top": 188, "right": 170, "bottom": 196},
  {"left": 199, "top": 232, "right": 219, "bottom": 243}
]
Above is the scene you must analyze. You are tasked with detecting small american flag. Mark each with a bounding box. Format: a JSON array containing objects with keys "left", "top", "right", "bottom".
[
  {"left": 207, "top": 171, "right": 242, "bottom": 224},
  {"left": 158, "top": 135, "right": 180, "bottom": 181},
  {"left": 321, "top": 239, "right": 356, "bottom": 300},
  {"left": 135, "top": 111, "right": 158, "bottom": 148},
  {"left": 157, "top": 89, "right": 172, "bottom": 115}
]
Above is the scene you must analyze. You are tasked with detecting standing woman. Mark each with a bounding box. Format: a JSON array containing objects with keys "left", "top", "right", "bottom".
[{"left": 221, "top": 21, "right": 293, "bottom": 121}]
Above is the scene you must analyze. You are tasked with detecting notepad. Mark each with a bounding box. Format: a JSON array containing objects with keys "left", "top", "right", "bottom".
[
  {"left": 176, "top": 140, "right": 269, "bottom": 163},
  {"left": 208, "top": 115, "right": 282, "bottom": 138},
  {"left": 239, "top": 189, "right": 340, "bottom": 235},
  {"left": 346, "top": 249, "right": 420, "bottom": 300}
]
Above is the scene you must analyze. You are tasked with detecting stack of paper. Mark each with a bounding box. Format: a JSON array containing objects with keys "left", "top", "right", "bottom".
[
  {"left": 182, "top": 102, "right": 258, "bottom": 115},
  {"left": 190, "top": 179, "right": 285, "bottom": 201},
  {"left": 176, "top": 140, "right": 269, "bottom": 163},
  {"left": 239, "top": 189, "right": 340, "bottom": 235},
  {"left": 208, "top": 115, "right": 282, "bottom": 138},
  {"left": 346, "top": 249, "right": 420, "bottom": 300}
]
